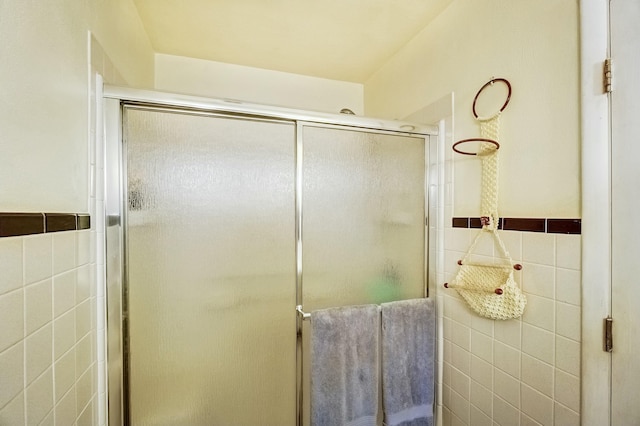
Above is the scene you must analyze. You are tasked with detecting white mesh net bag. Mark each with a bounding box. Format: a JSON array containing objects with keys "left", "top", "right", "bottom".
[{"left": 446, "top": 229, "right": 526, "bottom": 320}]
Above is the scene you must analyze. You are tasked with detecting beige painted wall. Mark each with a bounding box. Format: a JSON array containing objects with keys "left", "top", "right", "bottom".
[
  {"left": 155, "top": 54, "right": 364, "bottom": 115},
  {"left": 0, "top": 0, "right": 154, "bottom": 213},
  {"left": 365, "top": 0, "right": 581, "bottom": 219}
]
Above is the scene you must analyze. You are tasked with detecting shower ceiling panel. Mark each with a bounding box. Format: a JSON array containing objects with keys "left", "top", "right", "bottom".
[{"left": 132, "top": 0, "right": 452, "bottom": 82}]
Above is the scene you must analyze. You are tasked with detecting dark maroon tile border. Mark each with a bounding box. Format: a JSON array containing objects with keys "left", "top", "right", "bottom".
[
  {"left": 0, "top": 213, "right": 90, "bottom": 238},
  {"left": 452, "top": 217, "right": 469, "bottom": 228},
  {"left": 547, "top": 219, "right": 581, "bottom": 234},
  {"left": 77, "top": 215, "right": 91, "bottom": 230},
  {"left": 45, "top": 213, "right": 77, "bottom": 233},
  {"left": 452, "top": 217, "right": 581, "bottom": 234},
  {"left": 469, "top": 217, "right": 483, "bottom": 229},
  {"left": 502, "top": 218, "right": 546, "bottom": 233},
  {"left": 0, "top": 213, "right": 45, "bottom": 237}
]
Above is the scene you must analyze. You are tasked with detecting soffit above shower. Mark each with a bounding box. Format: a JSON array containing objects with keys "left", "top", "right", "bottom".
[{"left": 132, "top": 0, "right": 453, "bottom": 83}]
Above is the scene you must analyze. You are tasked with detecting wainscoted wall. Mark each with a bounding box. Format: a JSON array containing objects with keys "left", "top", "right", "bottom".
[
  {"left": 0, "top": 34, "right": 128, "bottom": 426},
  {"left": 423, "top": 97, "right": 582, "bottom": 426},
  {"left": 434, "top": 116, "right": 582, "bottom": 425},
  {"left": 0, "top": 229, "right": 96, "bottom": 425},
  {"left": 439, "top": 227, "right": 581, "bottom": 425},
  {"left": 1, "top": 0, "right": 153, "bottom": 423}
]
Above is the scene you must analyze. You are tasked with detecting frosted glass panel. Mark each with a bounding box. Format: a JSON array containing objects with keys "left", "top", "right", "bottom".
[
  {"left": 124, "top": 108, "right": 296, "bottom": 426},
  {"left": 302, "top": 126, "right": 426, "bottom": 310},
  {"left": 300, "top": 126, "right": 427, "bottom": 425}
]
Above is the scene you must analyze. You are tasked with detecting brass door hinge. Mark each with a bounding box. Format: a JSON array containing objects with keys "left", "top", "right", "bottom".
[
  {"left": 604, "top": 316, "right": 613, "bottom": 352},
  {"left": 604, "top": 58, "right": 613, "bottom": 93}
]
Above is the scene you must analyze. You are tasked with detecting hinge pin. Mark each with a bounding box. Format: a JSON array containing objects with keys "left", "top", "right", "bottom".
[
  {"left": 604, "top": 316, "right": 613, "bottom": 352},
  {"left": 604, "top": 58, "right": 613, "bottom": 93}
]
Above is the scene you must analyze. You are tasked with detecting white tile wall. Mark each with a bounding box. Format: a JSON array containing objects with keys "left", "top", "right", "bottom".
[
  {"left": 0, "top": 231, "right": 97, "bottom": 425},
  {"left": 440, "top": 228, "right": 582, "bottom": 425},
  {"left": 433, "top": 126, "right": 582, "bottom": 425}
]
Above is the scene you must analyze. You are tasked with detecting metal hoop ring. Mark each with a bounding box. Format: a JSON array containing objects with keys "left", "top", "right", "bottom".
[
  {"left": 472, "top": 78, "right": 512, "bottom": 118},
  {"left": 452, "top": 138, "right": 500, "bottom": 156}
]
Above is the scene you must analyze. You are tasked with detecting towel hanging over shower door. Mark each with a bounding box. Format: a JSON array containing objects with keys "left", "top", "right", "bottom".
[
  {"left": 310, "top": 304, "right": 380, "bottom": 426},
  {"left": 381, "top": 298, "right": 435, "bottom": 426}
]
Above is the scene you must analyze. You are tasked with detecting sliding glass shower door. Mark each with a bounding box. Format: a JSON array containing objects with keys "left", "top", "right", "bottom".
[
  {"left": 124, "top": 107, "right": 297, "bottom": 426},
  {"left": 299, "top": 125, "right": 426, "bottom": 425},
  {"left": 118, "top": 104, "right": 430, "bottom": 426}
]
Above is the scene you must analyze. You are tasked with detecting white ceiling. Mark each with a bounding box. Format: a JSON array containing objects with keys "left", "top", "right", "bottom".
[{"left": 132, "top": 0, "right": 453, "bottom": 83}]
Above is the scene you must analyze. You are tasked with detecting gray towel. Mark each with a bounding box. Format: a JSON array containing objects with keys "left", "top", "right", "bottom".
[
  {"left": 381, "top": 298, "right": 435, "bottom": 426},
  {"left": 310, "top": 304, "right": 380, "bottom": 426}
]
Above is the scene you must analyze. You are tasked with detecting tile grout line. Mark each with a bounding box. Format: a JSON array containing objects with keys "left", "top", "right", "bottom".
[
  {"left": 22, "top": 236, "right": 28, "bottom": 426},
  {"left": 50, "top": 233, "right": 57, "bottom": 425}
]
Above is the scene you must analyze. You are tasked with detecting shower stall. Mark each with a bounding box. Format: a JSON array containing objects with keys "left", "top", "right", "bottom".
[{"left": 103, "top": 87, "right": 438, "bottom": 426}]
